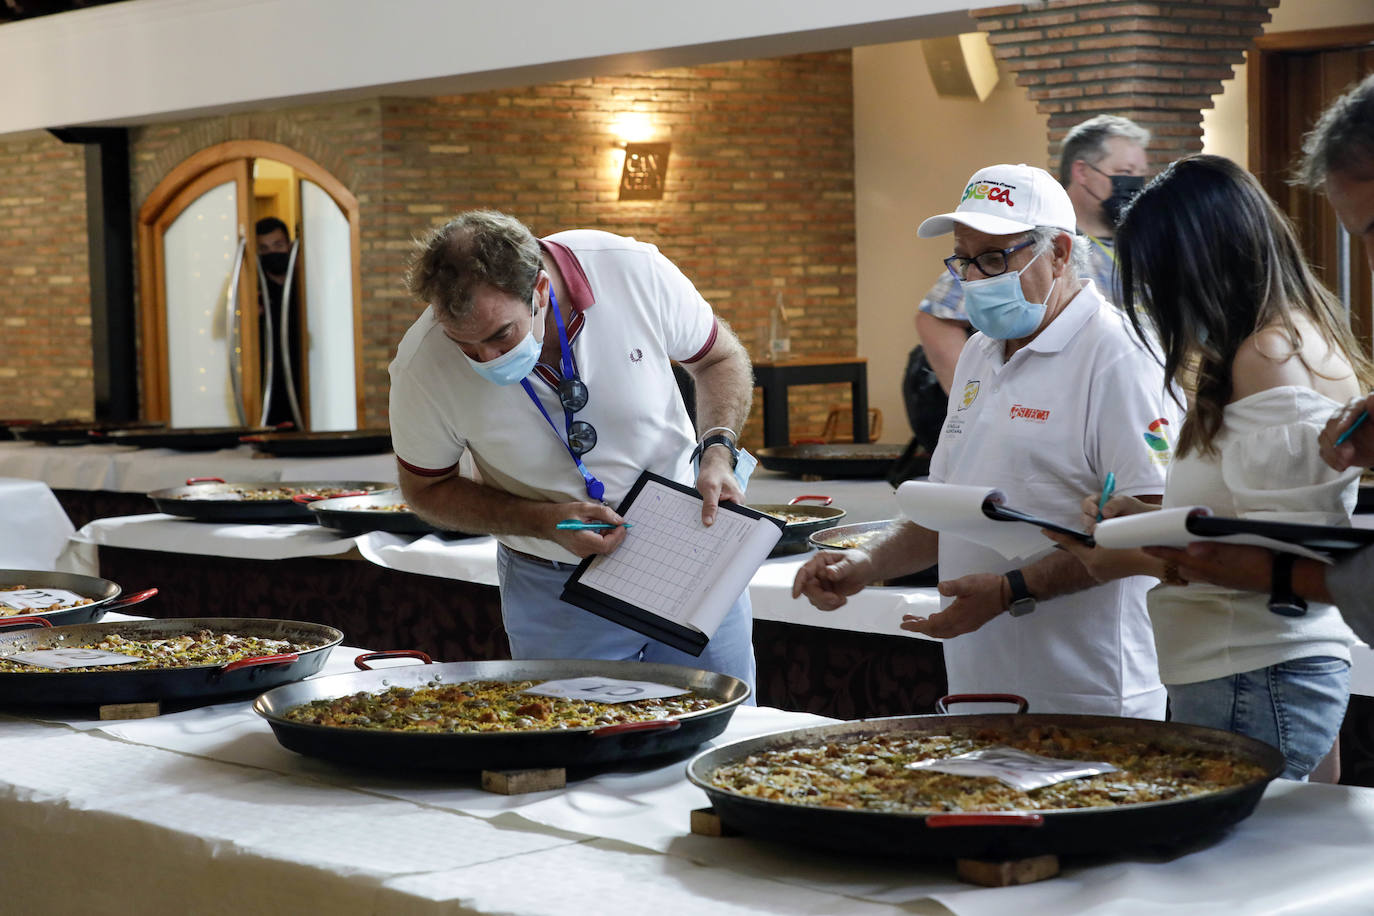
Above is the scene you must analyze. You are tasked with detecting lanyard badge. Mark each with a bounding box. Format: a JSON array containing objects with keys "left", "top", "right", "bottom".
[{"left": 520, "top": 289, "right": 605, "bottom": 502}]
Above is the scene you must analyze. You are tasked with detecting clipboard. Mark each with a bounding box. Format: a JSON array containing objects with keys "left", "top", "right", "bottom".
[
  {"left": 559, "top": 470, "right": 784, "bottom": 656},
  {"left": 1093, "top": 506, "right": 1373, "bottom": 563},
  {"left": 981, "top": 502, "right": 1095, "bottom": 545},
  {"left": 1183, "top": 514, "right": 1374, "bottom": 555}
]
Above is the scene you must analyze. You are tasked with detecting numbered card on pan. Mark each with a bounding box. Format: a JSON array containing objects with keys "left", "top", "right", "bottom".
[
  {"left": 4, "top": 649, "right": 142, "bottom": 670},
  {"left": 523, "top": 677, "right": 689, "bottom": 703},
  {"left": 906, "top": 746, "right": 1119, "bottom": 791},
  {"left": 0, "top": 588, "right": 87, "bottom": 611}
]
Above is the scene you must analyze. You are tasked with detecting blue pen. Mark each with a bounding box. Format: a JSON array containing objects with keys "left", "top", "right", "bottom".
[
  {"left": 555, "top": 519, "right": 633, "bottom": 531},
  {"left": 1335, "top": 410, "right": 1368, "bottom": 447},
  {"left": 1096, "top": 471, "right": 1116, "bottom": 522}
]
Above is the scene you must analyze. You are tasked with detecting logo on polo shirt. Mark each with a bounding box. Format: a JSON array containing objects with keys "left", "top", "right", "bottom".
[
  {"left": 961, "top": 180, "right": 1016, "bottom": 208},
  {"left": 629, "top": 348, "right": 643, "bottom": 363},
  {"left": 1144, "top": 417, "right": 1173, "bottom": 464},
  {"left": 1009, "top": 404, "right": 1050, "bottom": 422},
  {"left": 958, "top": 380, "right": 980, "bottom": 411}
]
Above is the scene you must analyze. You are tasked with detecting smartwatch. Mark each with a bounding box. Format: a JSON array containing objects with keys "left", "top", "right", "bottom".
[
  {"left": 691, "top": 433, "right": 739, "bottom": 469},
  {"left": 1268, "top": 553, "right": 1308, "bottom": 618},
  {"left": 1006, "top": 569, "right": 1037, "bottom": 617}
]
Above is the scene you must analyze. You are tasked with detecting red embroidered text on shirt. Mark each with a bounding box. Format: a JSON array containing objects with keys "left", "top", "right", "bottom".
[{"left": 1009, "top": 404, "right": 1050, "bottom": 422}]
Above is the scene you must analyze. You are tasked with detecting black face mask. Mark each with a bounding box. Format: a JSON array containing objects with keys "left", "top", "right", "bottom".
[
  {"left": 258, "top": 251, "right": 290, "bottom": 277},
  {"left": 1102, "top": 175, "right": 1145, "bottom": 226}
]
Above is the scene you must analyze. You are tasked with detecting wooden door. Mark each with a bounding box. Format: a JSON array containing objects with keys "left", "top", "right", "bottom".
[{"left": 1251, "top": 28, "right": 1374, "bottom": 345}]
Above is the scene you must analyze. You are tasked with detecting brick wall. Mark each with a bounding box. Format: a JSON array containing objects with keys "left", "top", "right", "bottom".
[
  {"left": 379, "top": 52, "right": 858, "bottom": 448},
  {"left": 0, "top": 131, "right": 92, "bottom": 419},
  {"left": 89, "top": 51, "right": 856, "bottom": 448},
  {"left": 972, "top": 0, "right": 1275, "bottom": 171}
]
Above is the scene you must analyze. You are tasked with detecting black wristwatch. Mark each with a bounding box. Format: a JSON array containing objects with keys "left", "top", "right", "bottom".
[
  {"left": 691, "top": 433, "right": 739, "bottom": 469},
  {"left": 1006, "top": 569, "right": 1037, "bottom": 617},
  {"left": 1268, "top": 553, "right": 1308, "bottom": 618}
]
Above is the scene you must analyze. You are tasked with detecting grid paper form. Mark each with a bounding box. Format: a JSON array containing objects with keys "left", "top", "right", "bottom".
[{"left": 579, "top": 482, "right": 754, "bottom": 624}]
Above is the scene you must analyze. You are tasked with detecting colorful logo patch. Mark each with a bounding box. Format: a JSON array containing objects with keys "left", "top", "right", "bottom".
[
  {"left": 1009, "top": 404, "right": 1050, "bottom": 422},
  {"left": 1144, "top": 417, "right": 1171, "bottom": 452},
  {"left": 959, "top": 380, "right": 981, "bottom": 411},
  {"left": 961, "top": 181, "right": 1017, "bottom": 208}
]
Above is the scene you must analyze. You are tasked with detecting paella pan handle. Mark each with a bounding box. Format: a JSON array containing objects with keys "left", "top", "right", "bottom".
[
  {"left": 590, "top": 718, "right": 682, "bottom": 738},
  {"left": 103, "top": 588, "right": 159, "bottom": 612},
  {"left": 186, "top": 477, "right": 226, "bottom": 485},
  {"left": 354, "top": 649, "right": 433, "bottom": 670},
  {"left": 787, "top": 495, "right": 832, "bottom": 506},
  {"left": 0, "top": 616, "right": 53, "bottom": 631},
  {"left": 222, "top": 653, "right": 299, "bottom": 673},
  {"left": 925, "top": 812, "right": 1045, "bottom": 829},
  {"left": 292, "top": 489, "right": 368, "bottom": 505},
  {"left": 935, "top": 693, "right": 1030, "bottom": 715}
]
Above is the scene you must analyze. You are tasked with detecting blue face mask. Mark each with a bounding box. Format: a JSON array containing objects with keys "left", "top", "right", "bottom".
[
  {"left": 463, "top": 293, "right": 543, "bottom": 386},
  {"left": 959, "top": 248, "right": 1056, "bottom": 340}
]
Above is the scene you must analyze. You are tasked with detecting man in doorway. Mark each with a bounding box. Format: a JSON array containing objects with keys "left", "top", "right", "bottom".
[
  {"left": 389, "top": 210, "right": 758, "bottom": 690},
  {"left": 913, "top": 115, "right": 1150, "bottom": 400},
  {"left": 795, "top": 163, "right": 1181, "bottom": 718},
  {"left": 254, "top": 217, "right": 301, "bottom": 427}
]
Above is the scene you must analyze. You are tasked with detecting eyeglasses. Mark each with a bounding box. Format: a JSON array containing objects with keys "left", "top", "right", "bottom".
[
  {"left": 943, "top": 238, "right": 1036, "bottom": 281},
  {"left": 557, "top": 377, "right": 597, "bottom": 455}
]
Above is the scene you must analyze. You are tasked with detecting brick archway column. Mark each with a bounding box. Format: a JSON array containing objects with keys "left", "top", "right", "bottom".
[{"left": 971, "top": 0, "right": 1278, "bottom": 171}]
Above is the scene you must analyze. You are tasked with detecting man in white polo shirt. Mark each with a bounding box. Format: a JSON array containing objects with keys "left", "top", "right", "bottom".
[
  {"left": 794, "top": 164, "right": 1182, "bottom": 717},
  {"left": 390, "top": 210, "right": 756, "bottom": 689}
]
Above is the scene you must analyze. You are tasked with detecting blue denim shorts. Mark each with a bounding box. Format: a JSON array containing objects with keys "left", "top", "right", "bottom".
[
  {"left": 495, "top": 545, "right": 757, "bottom": 702},
  {"left": 1167, "top": 656, "right": 1350, "bottom": 780}
]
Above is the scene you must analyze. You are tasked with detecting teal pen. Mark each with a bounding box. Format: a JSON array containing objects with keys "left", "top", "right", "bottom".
[
  {"left": 555, "top": 519, "right": 633, "bottom": 530},
  {"left": 1096, "top": 471, "right": 1116, "bottom": 522},
  {"left": 1335, "top": 410, "right": 1368, "bottom": 447}
]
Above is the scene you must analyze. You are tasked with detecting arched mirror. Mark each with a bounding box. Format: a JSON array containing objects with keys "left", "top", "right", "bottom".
[{"left": 138, "top": 141, "right": 363, "bottom": 430}]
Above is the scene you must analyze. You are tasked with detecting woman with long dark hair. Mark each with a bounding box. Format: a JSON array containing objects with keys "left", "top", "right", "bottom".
[{"left": 1048, "top": 154, "right": 1372, "bottom": 779}]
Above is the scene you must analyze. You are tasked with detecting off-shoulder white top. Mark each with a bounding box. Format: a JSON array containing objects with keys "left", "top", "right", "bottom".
[{"left": 1150, "top": 387, "right": 1359, "bottom": 685}]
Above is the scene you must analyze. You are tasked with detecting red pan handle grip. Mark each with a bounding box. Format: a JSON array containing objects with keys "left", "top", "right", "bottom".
[
  {"left": 787, "top": 495, "right": 832, "bottom": 506},
  {"left": 926, "top": 812, "right": 1045, "bottom": 828},
  {"left": 591, "top": 718, "right": 683, "bottom": 738},
  {"left": 186, "top": 477, "right": 225, "bottom": 485},
  {"left": 104, "top": 588, "right": 158, "bottom": 611},
  {"left": 354, "top": 649, "right": 433, "bottom": 670},
  {"left": 0, "top": 616, "right": 53, "bottom": 630},
  {"left": 936, "top": 693, "right": 1030, "bottom": 715},
  {"left": 222, "top": 652, "right": 299, "bottom": 672}
]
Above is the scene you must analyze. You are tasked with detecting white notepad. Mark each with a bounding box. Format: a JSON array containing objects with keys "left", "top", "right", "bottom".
[{"left": 560, "top": 471, "right": 784, "bottom": 655}]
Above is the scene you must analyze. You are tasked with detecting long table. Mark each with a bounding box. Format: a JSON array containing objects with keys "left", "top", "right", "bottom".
[
  {"left": 2, "top": 630, "right": 1371, "bottom": 916},
  {"left": 10, "top": 440, "right": 1374, "bottom": 783}
]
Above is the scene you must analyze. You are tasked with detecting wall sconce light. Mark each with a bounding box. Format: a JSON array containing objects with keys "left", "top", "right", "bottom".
[{"left": 618, "top": 142, "right": 671, "bottom": 201}]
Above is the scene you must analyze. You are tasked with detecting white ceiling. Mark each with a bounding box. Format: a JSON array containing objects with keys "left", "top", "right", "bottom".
[{"left": 1, "top": 0, "right": 974, "bottom": 136}]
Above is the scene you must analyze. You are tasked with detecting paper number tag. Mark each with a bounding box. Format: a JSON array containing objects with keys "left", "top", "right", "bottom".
[
  {"left": 906, "top": 746, "right": 1119, "bottom": 792},
  {"left": 522, "top": 677, "right": 689, "bottom": 703},
  {"left": 4, "top": 649, "right": 143, "bottom": 670},
  {"left": 0, "top": 588, "right": 88, "bottom": 611}
]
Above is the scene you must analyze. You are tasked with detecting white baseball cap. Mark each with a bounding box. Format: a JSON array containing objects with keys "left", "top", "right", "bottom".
[{"left": 917, "top": 163, "right": 1077, "bottom": 238}]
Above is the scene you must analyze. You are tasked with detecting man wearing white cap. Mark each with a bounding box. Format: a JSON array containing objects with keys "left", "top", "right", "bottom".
[{"left": 794, "top": 163, "right": 1183, "bottom": 718}]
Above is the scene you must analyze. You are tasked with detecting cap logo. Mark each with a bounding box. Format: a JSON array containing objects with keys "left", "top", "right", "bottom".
[{"left": 962, "top": 181, "right": 1016, "bottom": 208}]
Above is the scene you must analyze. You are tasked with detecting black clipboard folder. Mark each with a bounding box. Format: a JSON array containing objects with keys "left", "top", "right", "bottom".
[{"left": 559, "top": 471, "right": 784, "bottom": 656}]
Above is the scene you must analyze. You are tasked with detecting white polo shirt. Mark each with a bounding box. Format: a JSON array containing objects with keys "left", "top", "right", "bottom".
[
  {"left": 928, "top": 280, "right": 1183, "bottom": 718},
  {"left": 389, "top": 230, "right": 716, "bottom": 563}
]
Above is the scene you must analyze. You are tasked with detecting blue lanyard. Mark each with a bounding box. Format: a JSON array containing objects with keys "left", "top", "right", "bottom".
[{"left": 520, "top": 290, "right": 605, "bottom": 502}]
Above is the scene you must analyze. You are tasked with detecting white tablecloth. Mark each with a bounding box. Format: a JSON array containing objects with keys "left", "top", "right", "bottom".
[
  {"left": 0, "top": 476, "right": 74, "bottom": 569},
  {"left": 0, "top": 440, "right": 398, "bottom": 493}
]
